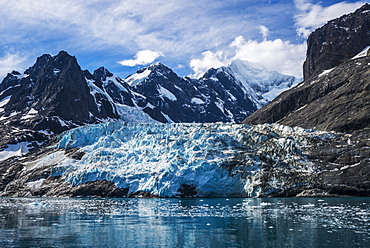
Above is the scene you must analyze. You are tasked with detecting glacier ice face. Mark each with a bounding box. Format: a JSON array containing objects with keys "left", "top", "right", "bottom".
[{"left": 45, "top": 122, "right": 336, "bottom": 197}]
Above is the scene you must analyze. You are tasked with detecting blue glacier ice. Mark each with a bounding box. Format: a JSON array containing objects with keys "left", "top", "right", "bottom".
[{"left": 44, "top": 122, "right": 335, "bottom": 197}]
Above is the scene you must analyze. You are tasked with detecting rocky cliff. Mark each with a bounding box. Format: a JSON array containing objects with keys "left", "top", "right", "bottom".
[
  {"left": 244, "top": 4, "right": 370, "bottom": 133},
  {"left": 1, "top": 4, "right": 369, "bottom": 198},
  {"left": 243, "top": 52, "right": 370, "bottom": 133},
  {"left": 303, "top": 3, "right": 370, "bottom": 80}
]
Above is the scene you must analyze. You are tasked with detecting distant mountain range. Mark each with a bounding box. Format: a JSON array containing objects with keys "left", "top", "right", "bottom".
[{"left": 0, "top": 53, "right": 298, "bottom": 129}]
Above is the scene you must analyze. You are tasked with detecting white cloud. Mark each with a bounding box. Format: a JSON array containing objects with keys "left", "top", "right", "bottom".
[
  {"left": 259, "top": 25, "right": 270, "bottom": 40},
  {"left": 189, "top": 51, "right": 226, "bottom": 78},
  {"left": 118, "top": 50, "right": 164, "bottom": 67},
  {"left": 0, "top": 0, "right": 271, "bottom": 71},
  {"left": 231, "top": 36, "right": 306, "bottom": 78},
  {"left": 294, "top": 0, "right": 365, "bottom": 37},
  {"left": 0, "top": 52, "right": 27, "bottom": 79},
  {"left": 190, "top": 35, "right": 306, "bottom": 78},
  {"left": 187, "top": 1, "right": 367, "bottom": 79}
]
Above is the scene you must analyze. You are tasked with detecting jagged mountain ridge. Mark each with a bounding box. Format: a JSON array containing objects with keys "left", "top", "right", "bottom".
[
  {"left": 124, "top": 60, "right": 298, "bottom": 123},
  {"left": 0, "top": 52, "right": 298, "bottom": 130},
  {"left": 1, "top": 4, "right": 370, "bottom": 199},
  {"left": 2, "top": 52, "right": 119, "bottom": 133}
]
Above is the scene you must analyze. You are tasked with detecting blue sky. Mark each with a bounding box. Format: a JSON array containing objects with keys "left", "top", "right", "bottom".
[{"left": 0, "top": 0, "right": 366, "bottom": 79}]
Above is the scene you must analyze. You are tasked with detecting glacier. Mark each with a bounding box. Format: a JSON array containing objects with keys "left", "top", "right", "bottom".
[{"left": 31, "top": 122, "right": 337, "bottom": 198}]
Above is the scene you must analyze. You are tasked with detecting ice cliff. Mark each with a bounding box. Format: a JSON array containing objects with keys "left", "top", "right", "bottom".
[{"left": 27, "top": 122, "right": 335, "bottom": 197}]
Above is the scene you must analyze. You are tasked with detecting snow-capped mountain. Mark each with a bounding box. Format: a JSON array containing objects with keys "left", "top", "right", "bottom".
[
  {"left": 124, "top": 60, "right": 299, "bottom": 123},
  {"left": 200, "top": 60, "right": 299, "bottom": 109},
  {"left": 0, "top": 51, "right": 118, "bottom": 132},
  {"left": 0, "top": 52, "right": 120, "bottom": 161},
  {"left": 1, "top": 4, "right": 370, "bottom": 199}
]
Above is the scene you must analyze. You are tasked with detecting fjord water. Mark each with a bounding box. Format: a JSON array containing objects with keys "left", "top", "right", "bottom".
[{"left": 0, "top": 198, "right": 369, "bottom": 247}]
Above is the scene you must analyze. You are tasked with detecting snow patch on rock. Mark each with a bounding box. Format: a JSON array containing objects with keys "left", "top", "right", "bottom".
[{"left": 0, "top": 142, "right": 32, "bottom": 161}]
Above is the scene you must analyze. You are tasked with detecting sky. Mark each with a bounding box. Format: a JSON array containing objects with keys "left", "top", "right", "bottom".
[{"left": 0, "top": 0, "right": 366, "bottom": 80}]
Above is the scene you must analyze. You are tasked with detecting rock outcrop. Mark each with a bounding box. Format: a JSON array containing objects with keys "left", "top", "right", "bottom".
[{"left": 303, "top": 3, "right": 370, "bottom": 80}]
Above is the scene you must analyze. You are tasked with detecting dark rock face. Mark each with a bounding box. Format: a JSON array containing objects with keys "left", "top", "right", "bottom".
[
  {"left": 70, "top": 180, "right": 129, "bottom": 198},
  {"left": 303, "top": 3, "right": 370, "bottom": 80},
  {"left": 1, "top": 51, "right": 118, "bottom": 134},
  {"left": 93, "top": 67, "right": 136, "bottom": 107},
  {"left": 0, "top": 52, "right": 123, "bottom": 159},
  {"left": 277, "top": 128, "right": 370, "bottom": 197},
  {"left": 243, "top": 54, "right": 370, "bottom": 133},
  {"left": 0, "top": 71, "right": 21, "bottom": 100}
]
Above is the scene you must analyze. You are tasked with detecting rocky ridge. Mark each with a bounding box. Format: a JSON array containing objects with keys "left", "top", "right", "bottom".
[{"left": 244, "top": 4, "right": 370, "bottom": 133}]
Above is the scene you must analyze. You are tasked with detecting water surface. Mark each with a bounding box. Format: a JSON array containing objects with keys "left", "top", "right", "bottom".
[{"left": 0, "top": 197, "right": 369, "bottom": 247}]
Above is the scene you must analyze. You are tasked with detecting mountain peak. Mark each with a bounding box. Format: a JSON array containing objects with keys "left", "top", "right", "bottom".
[
  {"left": 228, "top": 60, "right": 266, "bottom": 71},
  {"left": 356, "top": 3, "right": 370, "bottom": 14},
  {"left": 56, "top": 50, "right": 73, "bottom": 58},
  {"left": 147, "top": 62, "right": 173, "bottom": 73},
  {"left": 1, "top": 51, "right": 118, "bottom": 133},
  {"left": 126, "top": 62, "right": 176, "bottom": 87},
  {"left": 93, "top": 66, "right": 113, "bottom": 81}
]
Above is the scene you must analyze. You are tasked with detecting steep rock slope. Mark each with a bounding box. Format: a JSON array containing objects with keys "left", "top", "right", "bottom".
[
  {"left": 244, "top": 4, "right": 370, "bottom": 133},
  {"left": 92, "top": 67, "right": 157, "bottom": 123},
  {"left": 303, "top": 3, "right": 370, "bottom": 79},
  {"left": 244, "top": 53, "right": 370, "bottom": 132}
]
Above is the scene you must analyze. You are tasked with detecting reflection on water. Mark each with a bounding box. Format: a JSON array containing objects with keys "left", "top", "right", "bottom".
[{"left": 0, "top": 197, "right": 369, "bottom": 247}]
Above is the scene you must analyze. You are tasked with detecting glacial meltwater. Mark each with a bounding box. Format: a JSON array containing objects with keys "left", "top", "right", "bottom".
[{"left": 0, "top": 197, "right": 369, "bottom": 247}]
